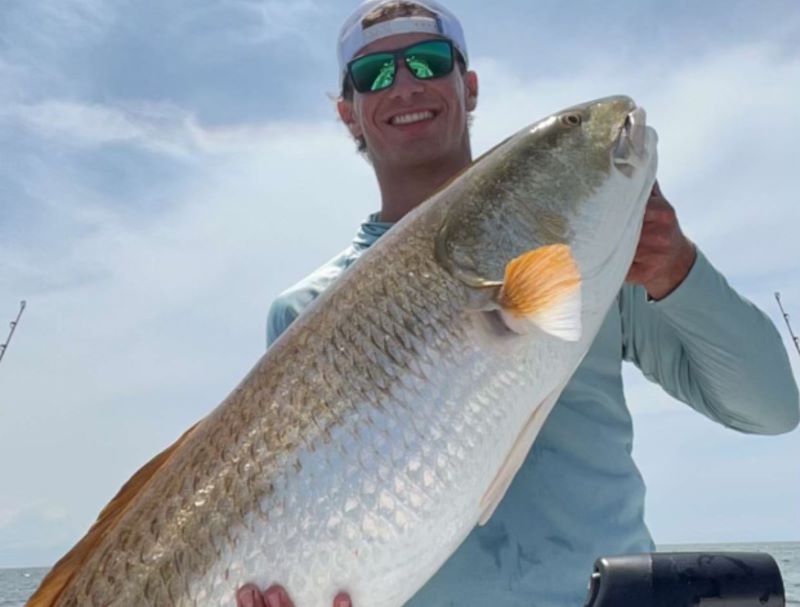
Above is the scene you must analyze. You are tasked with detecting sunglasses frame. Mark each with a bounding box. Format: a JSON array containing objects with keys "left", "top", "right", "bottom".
[{"left": 346, "top": 38, "right": 456, "bottom": 94}]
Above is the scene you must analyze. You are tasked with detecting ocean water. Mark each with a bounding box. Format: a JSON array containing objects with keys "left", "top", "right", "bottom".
[{"left": 2, "top": 542, "right": 798, "bottom": 606}]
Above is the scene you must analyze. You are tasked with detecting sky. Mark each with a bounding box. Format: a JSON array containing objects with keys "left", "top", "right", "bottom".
[{"left": 0, "top": 0, "right": 799, "bottom": 569}]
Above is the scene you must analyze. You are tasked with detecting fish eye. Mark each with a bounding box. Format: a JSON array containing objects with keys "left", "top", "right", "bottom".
[{"left": 561, "top": 113, "right": 582, "bottom": 127}]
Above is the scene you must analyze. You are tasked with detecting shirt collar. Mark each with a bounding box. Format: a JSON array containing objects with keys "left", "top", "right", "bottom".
[{"left": 353, "top": 211, "right": 394, "bottom": 249}]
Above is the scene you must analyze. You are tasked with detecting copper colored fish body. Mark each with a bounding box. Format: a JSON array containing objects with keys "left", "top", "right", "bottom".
[{"left": 28, "top": 96, "right": 658, "bottom": 607}]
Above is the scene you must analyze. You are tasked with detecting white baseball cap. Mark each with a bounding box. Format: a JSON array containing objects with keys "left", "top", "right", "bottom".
[{"left": 337, "top": 0, "right": 468, "bottom": 85}]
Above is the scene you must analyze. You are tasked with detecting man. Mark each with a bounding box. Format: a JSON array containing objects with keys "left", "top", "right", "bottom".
[{"left": 238, "top": 1, "right": 799, "bottom": 606}]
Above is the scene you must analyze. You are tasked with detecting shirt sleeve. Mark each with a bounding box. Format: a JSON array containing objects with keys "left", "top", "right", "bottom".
[
  {"left": 265, "top": 247, "right": 358, "bottom": 347},
  {"left": 620, "top": 248, "right": 799, "bottom": 435},
  {"left": 266, "top": 296, "right": 302, "bottom": 347}
]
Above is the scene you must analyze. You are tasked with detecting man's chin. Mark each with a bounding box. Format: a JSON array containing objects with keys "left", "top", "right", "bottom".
[
  {"left": 380, "top": 135, "right": 450, "bottom": 160},
  {"left": 391, "top": 145, "right": 450, "bottom": 168}
]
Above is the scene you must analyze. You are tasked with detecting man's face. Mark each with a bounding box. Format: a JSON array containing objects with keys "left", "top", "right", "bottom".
[{"left": 337, "top": 32, "right": 478, "bottom": 170}]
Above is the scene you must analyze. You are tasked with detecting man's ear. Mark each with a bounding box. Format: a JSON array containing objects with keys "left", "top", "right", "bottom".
[
  {"left": 464, "top": 70, "right": 478, "bottom": 112},
  {"left": 337, "top": 98, "right": 363, "bottom": 139}
]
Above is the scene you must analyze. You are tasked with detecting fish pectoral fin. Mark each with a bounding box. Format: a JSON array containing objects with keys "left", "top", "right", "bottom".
[
  {"left": 478, "top": 381, "right": 566, "bottom": 526},
  {"left": 25, "top": 421, "right": 203, "bottom": 607},
  {"left": 497, "top": 244, "right": 582, "bottom": 341}
]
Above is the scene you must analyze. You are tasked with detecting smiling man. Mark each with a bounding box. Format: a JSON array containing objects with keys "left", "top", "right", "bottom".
[{"left": 237, "top": 1, "right": 799, "bottom": 606}]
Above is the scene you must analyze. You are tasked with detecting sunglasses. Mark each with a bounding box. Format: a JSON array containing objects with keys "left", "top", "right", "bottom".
[{"left": 347, "top": 39, "right": 455, "bottom": 94}]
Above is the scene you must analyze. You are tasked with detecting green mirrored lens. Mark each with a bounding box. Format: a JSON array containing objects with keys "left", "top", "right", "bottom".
[
  {"left": 350, "top": 53, "right": 395, "bottom": 92},
  {"left": 404, "top": 40, "right": 453, "bottom": 80},
  {"left": 347, "top": 40, "right": 454, "bottom": 94},
  {"left": 407, "top": 58, "right": 434, "bottom": 78}
]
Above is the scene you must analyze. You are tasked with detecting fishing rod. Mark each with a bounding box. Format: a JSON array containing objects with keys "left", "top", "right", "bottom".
[
  {"left": 775, "top": 292, "right": 800, "bottom": 357},
  {"left": 0, "top": 300, "right": 26, "bottom": 365}
]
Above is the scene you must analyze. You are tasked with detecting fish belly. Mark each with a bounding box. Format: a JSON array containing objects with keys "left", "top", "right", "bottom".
[{"left": 189, "top": 333, "right": 572, "bottom": 607}]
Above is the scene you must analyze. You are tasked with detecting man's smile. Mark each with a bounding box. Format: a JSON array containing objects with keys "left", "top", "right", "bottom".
[{"left": 387, "top": 109, "right": 439, "bottom": 126}]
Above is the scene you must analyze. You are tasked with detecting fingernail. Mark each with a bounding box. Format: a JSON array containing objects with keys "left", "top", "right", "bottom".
[
  {"left": 334, "top": 592, "right": 352, "bottom": 607},
  {"left": 238, "top": 587, "right": 257, "bottom": 607},
  {"left": 266, "top": 588, "right": 283, "bottom": 607}
]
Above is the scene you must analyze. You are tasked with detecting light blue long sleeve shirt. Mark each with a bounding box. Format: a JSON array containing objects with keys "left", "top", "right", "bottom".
[{"left": 266, "top": 213, "right": 799, "bottom": 607}]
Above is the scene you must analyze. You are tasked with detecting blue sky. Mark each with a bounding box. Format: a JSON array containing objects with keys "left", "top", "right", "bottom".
[{"left": 1, "top": 0, "right": 799, "bottom": 569}]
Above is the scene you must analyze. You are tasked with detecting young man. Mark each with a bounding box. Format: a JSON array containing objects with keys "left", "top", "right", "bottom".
[{"left": 238, "top": 1, "right": 799, "bottom": 606}]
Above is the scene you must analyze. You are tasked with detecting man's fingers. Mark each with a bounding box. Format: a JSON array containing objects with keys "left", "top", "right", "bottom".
[
  {"left": 236, "top": 584, "right": 343, "bottom": 607},
  {"left": 641, "top": 225, "right": 674, "bottom": 250},
  {"left": 643, "top": 206, "right": 672, "bottom": 225},
  {"left": 237, "top": 584, "right": 268, "bottom": 607},
  {"left": 265, "top": 585, "right": 294, "bottom": 607},
  {"left": 652, "top": 179, "right": 663, "bottom": 197},
  {"left": 643, "top": 197, "right": 675, "bottom": 223},
  {"left": 626, "top": 261, "right": 649, "bottom": 282},
  {"left": 626, "top": 261, "right": 658, "bottom": 284},
  {"left": 333, "top": 592, "right": 353, "bottom": 607},
  {"left": 633, "top": 228, "right": 672, "bottom": 262}
]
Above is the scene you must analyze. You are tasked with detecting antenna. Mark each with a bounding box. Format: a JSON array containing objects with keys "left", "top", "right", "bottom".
[
  {"left": 775, "top": 292, "right": 800, "bottom": 357},
  {"left": 0, "top": 300, "right": 26, "bottom": 365}
]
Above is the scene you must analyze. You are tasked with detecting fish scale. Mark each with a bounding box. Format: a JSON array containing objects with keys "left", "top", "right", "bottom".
[{"left": 28, "top": 96, "right": 657, "bottom": 607}]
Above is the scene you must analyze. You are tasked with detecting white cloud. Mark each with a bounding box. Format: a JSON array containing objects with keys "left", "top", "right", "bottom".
[
  {"left": 1, "top": 97, "right": 351, "bottom": 159},
  {"left": 0, "top": 0, "right": 117, "bottom": 103},
  {"left": 0, "top": 508, "right": 21, "bottom": 530},
  {"left": 0, "top": 503, "right": 67, "bottom": 532},
  {"left": 242, "top": 0, "right": 324, "bottom": 42},
  {"left": 168, "top": 0, "right": 327, "bottom": 53},
  {"left": 5, "top": 0, "right": 115, "bottom": 50},
  {"left": 0, "top": 101, "right": 202, "bottom": 158},
  {"left": 0, "top": 56, "right": 34, "bottom": 104}
]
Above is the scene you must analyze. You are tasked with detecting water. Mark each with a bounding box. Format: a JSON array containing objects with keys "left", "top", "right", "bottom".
[
  {"left": 2, "top": 542, "right": 797, "bottom": 606},
  {"left": 0, "top": 567, "right": 48, "bottom": 607}
]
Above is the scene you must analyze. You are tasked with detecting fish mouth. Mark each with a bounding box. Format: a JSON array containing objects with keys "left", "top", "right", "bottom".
[{"left": 613, "top": 107, "right": 648, "bottom": 175}]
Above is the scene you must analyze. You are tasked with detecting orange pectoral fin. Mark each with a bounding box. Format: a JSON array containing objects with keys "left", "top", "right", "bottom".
[
  {"left": 25, "top": 421, "right": 202, "bottom": 607},
  {"left": 497, "top": 244, "right": 582, "bottom": 340}
]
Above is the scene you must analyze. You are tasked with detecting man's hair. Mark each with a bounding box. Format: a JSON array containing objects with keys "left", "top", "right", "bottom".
[
  {"left": 362, "top": 0, "right": 438, "bottom": 27},
  {"left": 339, "top": 1, "right": 469, "bottom": 154}
]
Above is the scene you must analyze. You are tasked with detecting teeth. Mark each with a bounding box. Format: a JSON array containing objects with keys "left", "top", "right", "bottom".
[{"left": 391, "top": 111, "right": 435, "bottom": 126}]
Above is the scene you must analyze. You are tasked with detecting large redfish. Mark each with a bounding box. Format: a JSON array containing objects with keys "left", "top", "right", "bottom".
[{"left": 28, "top": 95, "right": 657, "bottom": 606}]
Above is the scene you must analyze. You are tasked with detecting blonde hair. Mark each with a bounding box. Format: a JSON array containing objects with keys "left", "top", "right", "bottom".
[{"left": 362, "top": 1, "right": 437, "bottom": 28}]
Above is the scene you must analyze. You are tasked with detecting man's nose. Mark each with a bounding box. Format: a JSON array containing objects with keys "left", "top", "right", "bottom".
[{"left": 389, "top": 62, "right": 424, "bottom": 101}]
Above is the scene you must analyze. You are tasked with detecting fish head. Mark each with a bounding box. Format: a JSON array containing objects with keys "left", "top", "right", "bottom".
[
  {"left": 435, "top": 95, "right": 657, "bottom": 315},
  {"left": 549, "top": 95, "right": 659, "bottom": 274}
]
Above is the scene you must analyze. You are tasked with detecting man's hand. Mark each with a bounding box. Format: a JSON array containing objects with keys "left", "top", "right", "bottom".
[
  {"left": 236, "top": 584, "right": 352, "bottom": 607},
  {"left": 626, "top": 181, "right": 697, "bottom": 300}
]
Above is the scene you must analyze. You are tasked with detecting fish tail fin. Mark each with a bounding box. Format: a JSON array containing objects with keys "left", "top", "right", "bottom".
[{"left": 25, "top": 422, "right": 201, "bottom": 607}]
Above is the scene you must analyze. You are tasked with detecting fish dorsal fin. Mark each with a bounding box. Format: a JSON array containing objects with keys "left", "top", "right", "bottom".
[
  {"left": 478, "top": 380, "right": 566, "bottom": 525},
  {"left": 497, "top": 244, "right": 582, "bottom": 340},
  {"left": 26, "top": 422, "right": 201, "bottom": 607}
]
